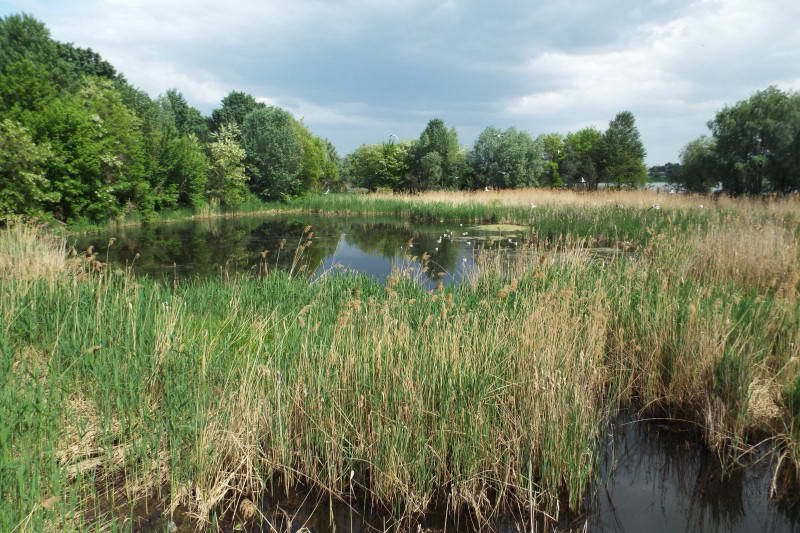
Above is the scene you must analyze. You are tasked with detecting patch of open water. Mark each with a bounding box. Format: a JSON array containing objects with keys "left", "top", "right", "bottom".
[{"left": 75, "top": 215, "right": 492, "bottom": 288}]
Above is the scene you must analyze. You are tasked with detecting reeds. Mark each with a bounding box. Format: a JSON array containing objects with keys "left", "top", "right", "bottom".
[
  {"left": 1, "top": 197, "right": 798, "bottom": 531},
  {"left": 0, "top": 222, "right": 67, "bottom": 278}
]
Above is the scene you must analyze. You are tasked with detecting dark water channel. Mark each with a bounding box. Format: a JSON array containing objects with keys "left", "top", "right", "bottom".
[{"left": 75, "top": 216, "right": 799, "bottom": 532}]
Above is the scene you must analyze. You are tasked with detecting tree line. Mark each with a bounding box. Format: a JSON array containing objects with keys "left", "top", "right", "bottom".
[
  {"left": 345, "top": 111, "right": 648, "bottom": 192},
  {"left": 0, "top": 14, "right": 341, "bottom": 222},
  {"left": 672, "top": 86, "right": 800, "bottom": 195},
  {"left": 3, "top": 13, "right": 797, "bottom": 224}
]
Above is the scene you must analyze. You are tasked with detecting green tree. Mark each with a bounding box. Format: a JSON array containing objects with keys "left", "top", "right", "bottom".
[
  {"left": 163, "top": 89, "right": 209, "bottom": 141},
  {"left": 602, "top": 111, "right": 647, "bottom": 188},
  {"left": 292, "top": 119, "right": 328, "bottom": 192},
  {"left": 24, "top": 79, "right": 147, "bottom": 220},
  {"left": 207, "top": 124, "right": 248, "bottom": 207},
  {"left": 241, "top": 106, "right": 302, "bottom": 200},
  {"left": 139, "top": 95, "right": 209, "bottom": 211},
  {"left": 0, "top": 119, "right": 57, "bottom": 220},
  {"left": 0, "top": 13, "right": 70, "bottom": 86},
  {"left": 709, "top": 86, "right": 800, "bottom": 195},
  {"left": 417, "top": 152, "right": 443, "bottom": 190},
  {"left": 413, "top": 119, "right": 462, "bottom": 188},
  {"left": 210, "top": 91, "right": 266, "bottom": 136},
  {"left": 467, "top": 127, "right": 546, "bottom": 189},
  {"left": 674, "top": 136, "right": 719, "bottom": 193},
  {"left": 560, "top": 127, "right": 604, "bottom": 188},
  {"left": 56, "top": 42, "right": 119, "bottom": 81},
  {"left": 346, "top": 142, "right": 411, "bottom": 191},
  {"left": 321, "top": 139, "right": 342, "bottom": 191},
  {"left": 537, "top": 133, "right": 565, "bottom": 186},
  {"left": 0, "top": 58, "right": 58, "bottom": 116}
]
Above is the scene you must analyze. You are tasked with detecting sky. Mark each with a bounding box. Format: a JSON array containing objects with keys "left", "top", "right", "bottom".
[{"left": 2, "top": 0, "right": 799, "bottom": 164}]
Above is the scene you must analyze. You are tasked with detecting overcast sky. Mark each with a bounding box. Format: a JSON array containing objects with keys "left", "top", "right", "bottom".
[{"left": 2, "top": 0, "right": 799, "bottom": 164}]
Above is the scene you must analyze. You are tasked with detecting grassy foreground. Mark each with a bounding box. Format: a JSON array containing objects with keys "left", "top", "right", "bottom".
[{"left": 2, "top": 192, "right": 800, "bottom": 530}]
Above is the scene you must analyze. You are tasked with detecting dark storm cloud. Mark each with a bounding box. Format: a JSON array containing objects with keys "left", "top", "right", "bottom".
[{"left": 3, "top": 0, "right": 799, "bottom": 163}]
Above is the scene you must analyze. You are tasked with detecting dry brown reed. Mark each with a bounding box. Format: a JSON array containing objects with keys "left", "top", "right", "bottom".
[
  {"left": 0, "top": 223, "right": 67, "bottom": 279},
  {"left": 375, "top": 187, "right": 800, "bottom": 213}
]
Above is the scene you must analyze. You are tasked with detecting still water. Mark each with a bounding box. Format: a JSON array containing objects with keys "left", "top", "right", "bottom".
[
  {"left": 74, "top": 214, "right": 516, "bottom": 287},
  {"left": 76, "top": 215, "right": 799, "bottom": 532}
]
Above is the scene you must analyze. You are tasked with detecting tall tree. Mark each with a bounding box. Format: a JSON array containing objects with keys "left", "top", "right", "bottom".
[
  {"left": 0, "top": 13, "right": 66, "bottom": 82},
  {"left": 241, "top": 106, "right": 302, "bottom": 200},
  {"left": 413, "top": 119, "right": 462, "bottom": 188},
  {"left": 467, "top": 127, "right": 546, "bottom": 189},
  {"left": 537, "top": 133, "right": 565, "bottom": 186},
  {"left": 163, "top": 89, "right": 209, "bottom": 141},
  {"left": 210, "top": 91, "right": 266, "bottom": 135},
  {"left": 602, "top": 111, "right": 647, "bottom": 188},
  {"left": 346, "top": 142, "right": 411, "bottom": 192},
  {"left": 560, "top": 127, "right": 603, "bottom": 189},
  {"left": 207, "top": 124, "right": 248, "bottom": 207},
  {"left": 674, "top": 136, "right": 719, "bottom": 193},
  {"left": 709, "top": 86, "right": 800, "bottom": 195},
  {"left": 0, "top": 119, "right": 57, "bottom": 220}
]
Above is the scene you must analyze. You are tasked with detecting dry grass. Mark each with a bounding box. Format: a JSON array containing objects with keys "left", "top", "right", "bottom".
[
  {"left": 374, "top": 187, "right": 800, "bottom": 213},
  {"left": 0, "top": 223, "right": 67, "bottom": 279}
]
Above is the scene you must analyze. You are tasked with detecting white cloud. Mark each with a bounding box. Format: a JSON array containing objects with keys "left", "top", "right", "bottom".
[{"left": 2, "top": 0, "right": 799, "bottom": 162}]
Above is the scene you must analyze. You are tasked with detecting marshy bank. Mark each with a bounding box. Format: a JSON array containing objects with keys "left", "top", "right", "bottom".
[{"left": 2, "top": 193, "right": 799, "bottom": 531}]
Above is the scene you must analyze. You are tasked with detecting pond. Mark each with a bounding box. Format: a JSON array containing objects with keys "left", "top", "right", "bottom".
[
  {"left": 74, "top": 215, "right": 799, "bottom": 532},
  {"left": 73, "top": 214, "right": 527, "bottom": 288}
]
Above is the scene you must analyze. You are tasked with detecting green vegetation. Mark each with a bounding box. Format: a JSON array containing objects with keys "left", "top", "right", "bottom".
[
  {"left": 1, "top": 193, "right": 799, "bottom": 529},
  {"left": 2, "top": 12, "right": 800, "bottom": 528},
  {"left": 0, "top": 13, "right": 339, "bottom": 225},
  {"left": 674, "top": 86, "right": 800, "bottom": 195},
  {"left": 345, "top": 112, "right": 649, "bottom": 193}
]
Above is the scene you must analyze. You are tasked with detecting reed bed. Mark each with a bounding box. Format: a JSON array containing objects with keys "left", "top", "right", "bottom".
[{"left": 1, "top": 198, "right": 799, "bottom": 531}]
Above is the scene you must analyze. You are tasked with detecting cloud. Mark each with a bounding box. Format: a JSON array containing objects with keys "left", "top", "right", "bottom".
[{"left": 2, "top": 0, "right": 799, "bottom": 163}]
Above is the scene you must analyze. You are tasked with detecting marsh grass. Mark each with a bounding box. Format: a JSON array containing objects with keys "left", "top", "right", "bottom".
[
  {"left": 0, "top": 222, "right": 67, "bottom": 279},
  {"left": 1, "top": 195, "right": 799, "bottom": 531}
]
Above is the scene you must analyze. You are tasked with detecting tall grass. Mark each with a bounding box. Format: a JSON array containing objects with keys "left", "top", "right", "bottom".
[{"left": 1, "top": 196, "right": 799, "bottom": 531}]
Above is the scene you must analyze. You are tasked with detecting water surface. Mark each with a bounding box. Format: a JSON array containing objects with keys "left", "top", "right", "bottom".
[{"left": 74, "top": 214, "right": 521, "bottom": 287}]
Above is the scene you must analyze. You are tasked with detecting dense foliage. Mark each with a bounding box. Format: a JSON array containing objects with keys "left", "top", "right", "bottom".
[
  {"left": 674, "top": 86, "right": 800, "bottom": 195},
  {"left": 0, "top": 13, "right": 338, "bottom": 222},
  {"left": 345, "top": 112, "right": 650, "bottom": 193}
]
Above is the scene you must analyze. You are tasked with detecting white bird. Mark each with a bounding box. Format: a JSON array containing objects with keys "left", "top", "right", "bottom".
[
  {"left": 650, "top": 204, "right": 661, "bottom": 210},
  {"left": 324, "top": 188, "right": 330, "bottom": 195},
  {"left": 698, "top": 204, "right": 704, "bottom": 209},
  {"left": 530, "top": 203, "right": 536, "bottom": 209}
]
